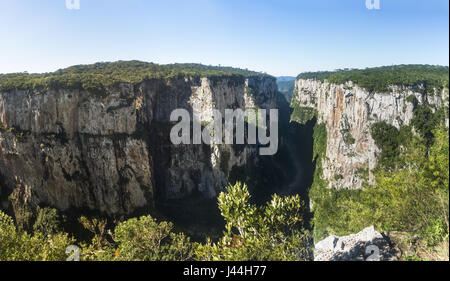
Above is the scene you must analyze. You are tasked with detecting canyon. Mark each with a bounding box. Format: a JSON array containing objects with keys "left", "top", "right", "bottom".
[
  {"left": 1, "top": 63, "right": 448, "bottom": 258},
  {"left": 0, "top": 75, "right": 278, "bottom": 225},
  {"left": 291, "top": 78, "right": 449, "bottom": 190}
]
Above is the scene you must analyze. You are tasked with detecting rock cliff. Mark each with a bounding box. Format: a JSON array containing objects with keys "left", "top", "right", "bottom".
[
  {"left": 314, "top": 226, "right": 396, "bottom": 261},
  {"left": 291, "top": 78, "right": 448, "bottom": 190},
  {"left": 0, "top": 75, "right": 277, "bottom": 217}
]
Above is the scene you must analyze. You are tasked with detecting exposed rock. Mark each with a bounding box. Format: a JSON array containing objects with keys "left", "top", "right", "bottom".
[
  {"left": 0, "top": 76, "right": 277, "bottom": 217},
  {"left": 292, "top": 78, "right": 448, "bottom": 190},
  {"left": 314, "top": 226, "right": 397, "bottom": 261}
]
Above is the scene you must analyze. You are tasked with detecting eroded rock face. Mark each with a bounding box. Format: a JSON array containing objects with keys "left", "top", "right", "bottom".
[
  {"left": 292, "top": 79, "right": 448, "bottom": 190},
  {"left": 314, "top": 226, "right": 396, "bottom": 261},
  {"left": 0, "top": 76, "right": 277, "bottom": 216}
]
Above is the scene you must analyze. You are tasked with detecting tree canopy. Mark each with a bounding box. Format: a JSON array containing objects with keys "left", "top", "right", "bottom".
[
  {"left": 0, "top": 61, "right": 271, "bottom": 94},
  {"left": 297, "top": 65, "right": 449, "bottom": 93}
]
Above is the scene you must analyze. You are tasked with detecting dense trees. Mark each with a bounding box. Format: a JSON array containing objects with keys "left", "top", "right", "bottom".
[
  {"left": 411, "top": 104, "right": 443, "bottom": 147},
  {"left": 297, "top": 65, "right": 449, "bottom": 93},
  {"left": 370, "top": 122, "right": 402, "bottom": 169},
  {"left": 0, "top": 61, "right": 270, "bottom": 94}
]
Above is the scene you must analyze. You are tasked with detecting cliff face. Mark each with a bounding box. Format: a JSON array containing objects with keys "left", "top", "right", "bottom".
[
  {"left": 0, "top": 76, "right": 277, "bottom": 216},
  {"left": 292, "top": 78, "right": 448, "bottom": 190}
]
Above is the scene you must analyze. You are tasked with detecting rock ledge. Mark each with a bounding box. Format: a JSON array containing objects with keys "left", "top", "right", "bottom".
[{"left": 314, "top": 226, "right": 396, "bottom": 261}]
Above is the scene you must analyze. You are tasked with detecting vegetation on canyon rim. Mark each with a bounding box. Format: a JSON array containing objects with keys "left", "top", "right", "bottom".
[
  {"left": 298, "top": 65, "right": 449, "bottom": 94},
  {"left": 0, "top": 60, "right": 270, "bottom": 95},
  {"left": 1, "top": 64, "right": 449, "bottom": 261},
  {"left": 0, "top": 183, "right": 312, "bottom": 261},
  {"left": 294, "top": 66, "right": 450, "bottom": 260}
]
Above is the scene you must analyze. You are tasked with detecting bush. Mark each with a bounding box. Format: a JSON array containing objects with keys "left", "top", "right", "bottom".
[
  {"left": 0, "top": 210, "right": 75, "bottom": 261},
  {"left": 33, "top": 207, "right": 62, "bottom": 236},
  {"left": 411, "top": 105, "right": 440, "bottom": 146},
  {"left": 112, "top": 216, "right": 194, "bottom": 261},
  {"left": 195, "top": 182, "right": 313, "bottom": 261}
]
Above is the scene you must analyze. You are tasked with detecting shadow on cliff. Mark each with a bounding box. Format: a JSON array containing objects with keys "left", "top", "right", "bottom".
[
  {"left": 152, "top": 90, "right": 317, "bottom": 241},
  {"left": 241, "top": 93, "right": 315, "bottom": 227},
  {"left": 147, "top": 81, "right": 317, "bottom": 241}
]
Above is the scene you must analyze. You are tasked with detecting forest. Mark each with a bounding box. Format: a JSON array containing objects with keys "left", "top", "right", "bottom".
[
  {"left": 297, "top": 65, "right": 449, "bottom": 93},
  {"left": 0, "top": 61, "right": 269, "bottom": 95}
]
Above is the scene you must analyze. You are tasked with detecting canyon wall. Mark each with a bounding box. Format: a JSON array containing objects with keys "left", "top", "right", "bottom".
[
  {"left": 0, "top": 76, "right": 277, "bottom": 216},
  {"left": 292, "top": 78, "right": 448, "bottom": 190}
]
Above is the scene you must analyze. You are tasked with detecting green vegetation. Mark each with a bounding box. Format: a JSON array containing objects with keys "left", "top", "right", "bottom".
[
  {"left": 290, "top": 107, "right": 317, "bottom": 125},
  {"left": 0, "top": 211, "right": 74, "bottom": 261},
  {"left": 370, "top": 101, "right": 444, "bottom": 169},
  {"left": 406, "top": 94, "right": 418, "bottom": 105},
  {"left": 370, "top": 121, "right": 402, "bottom": 169},
  {"left": 0, "top": 61, "right": 270, "bottom": 95},
  {"left": 32, "top": 207, "right": 63, "bottom": 236},
  {"left": 309, "top": 107, "right": 449, "bottom": 260},
  {"left": 306, "top": 123, "right": 330, "bottom": 241},
  {"left": 244, "top": 86, "right": 256, "bottom": 97},
  {"left": 195, "top": 182, "right": 312, "bottom": 261},
  {"left": 290, "top": 97, "right": 317, "bottom": 124},
  {"left": 340, "top": 118, "right": 355, "bottom": 146},
  {"left": 297, "top": 65, "right": 449, "bottom": 93},
  {"left": 0, "top": 183, "right": 312, "bottom": 261},
  {"left": 108, "top": 216, "right": 194, "bottom": 261},
  {"left": 411, "top": 104, "right": 444, "bottom": 147},
  {"left": 291, "top": 66, "right": 449, "bottom": 259}
]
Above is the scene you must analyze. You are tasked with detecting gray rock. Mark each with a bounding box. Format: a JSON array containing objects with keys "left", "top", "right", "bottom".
[
  {"left": 292, "top": 79, "right": 448, "bottom": 190},
  {"left": 0, "top": 76, "right": 277, "bottom": 216},
  {"left": 314, "top": 226, "right": 397, "bottom": 261}
]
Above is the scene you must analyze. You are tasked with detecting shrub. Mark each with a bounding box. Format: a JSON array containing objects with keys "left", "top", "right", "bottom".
[
  {"left": 33, "top": 207, "right": 62, "bottom": 236},
  {"left": 112, "top": 216, "right": 194, "bottom": 261},
  {"left": 0, "top": 210, "right": 74, "bottom": 261},
  {"left": 195, "top": 182, "right": 313, "bottom": 261}
]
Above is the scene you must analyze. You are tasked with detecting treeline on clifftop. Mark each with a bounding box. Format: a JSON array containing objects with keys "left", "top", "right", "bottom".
[
  {"left": 297, "top": 65, "right": 449, "bottom": 93},
  {"left": 0, "top": 61, "right": 270, "bottom": 94}
]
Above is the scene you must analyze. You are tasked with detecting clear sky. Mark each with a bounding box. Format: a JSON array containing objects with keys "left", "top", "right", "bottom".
[{"left": 0, "top": 0, "right": 448, "bottom": 76}]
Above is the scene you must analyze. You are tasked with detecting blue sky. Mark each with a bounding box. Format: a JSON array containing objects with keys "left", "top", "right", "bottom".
[{"left": 0, "top": 0, "right": 448, "bottom": 76}]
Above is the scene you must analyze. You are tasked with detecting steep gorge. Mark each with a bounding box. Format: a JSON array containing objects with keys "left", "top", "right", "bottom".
[
  {"left": 290, "top": 66, "right": 449, "bottom": 243},
  {"left": 291, "top": 77, "right": 449, "bottom": 191},
  {"left": 0, "top": 72, "right": 278, "bottom": 232}
]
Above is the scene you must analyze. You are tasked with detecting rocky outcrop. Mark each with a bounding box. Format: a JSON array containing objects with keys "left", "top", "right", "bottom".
[
  {"left": 292, "top": 78, "right": 448, "bottom": 190},
  {"left": 0, "top": 76, "right": 277, "bottom": 216},
  {"left": 314, "top": 226, "right": 397, "bottom": 261}
]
